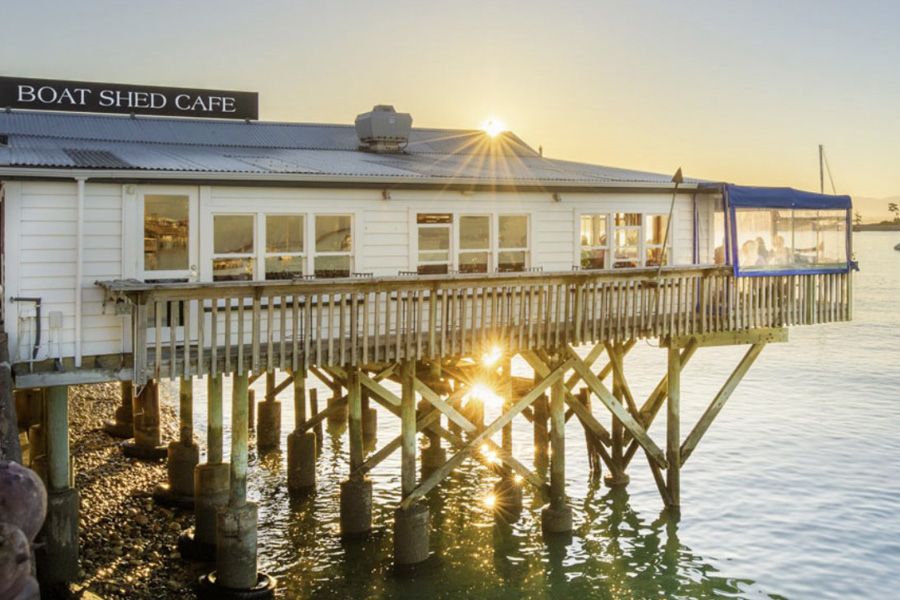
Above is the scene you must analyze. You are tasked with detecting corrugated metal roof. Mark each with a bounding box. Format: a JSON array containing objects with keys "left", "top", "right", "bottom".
[{"left": 0, "top": 110, "right": 689, "bottom": 186}]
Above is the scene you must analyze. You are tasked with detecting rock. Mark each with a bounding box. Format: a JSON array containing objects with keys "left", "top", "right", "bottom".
[
  {"left": 0, "top": 523, "right": 31, "bottom": 600},
  {"left": 134, "top": 514, "right": 149, "bottom": 526},
  {"left": 0, "top": 461, "right": 48, "bottom": 541}
]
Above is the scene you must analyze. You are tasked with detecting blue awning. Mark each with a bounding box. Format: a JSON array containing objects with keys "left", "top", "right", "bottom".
[{"left": 725, "top": 184, "right": 852, "bottom": 210}]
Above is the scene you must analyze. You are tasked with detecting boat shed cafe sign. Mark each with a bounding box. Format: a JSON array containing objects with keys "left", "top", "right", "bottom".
[{"left": 0, "top": 76, "right": 258, "bottom": 120}]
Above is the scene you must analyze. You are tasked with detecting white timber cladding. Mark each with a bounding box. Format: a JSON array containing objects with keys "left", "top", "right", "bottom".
[
  {"left": 5, "top": 181, "right": 704, "bottom": 362},
  {"left": 6, "top": 181, "right": 124, "bottom": 363}
]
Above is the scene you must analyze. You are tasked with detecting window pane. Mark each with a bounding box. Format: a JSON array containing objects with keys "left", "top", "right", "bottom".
[
  {"left": 792, "top": 210, "right": 818, "bottom": 265},
  {"left": 498, "top": 250, "right": 526, "bottom": 272},
  {"left": 459, "top": 251, "right": 489, "bottom": 273},
  {"left": 645, "top": 215, "right": 669, "bottom": 245},
  {"left": 265, "top": 256, "right": 304, "bottom": 280},
  {"left": 266, "top": 215, "right": 304, "bottom": 253},
  {"left": 418, "top": 264, "right": 449, "bottom": 275},
  {"left": 581, "top": 249, "right": 606, "bottom": 269},
  {"left": 417, "top": 213, "right": 452, "bottom": 224},
  {"left": 818, "top": 210, "right": 847, "bottom": 264},
  {"left": 735, "top": 208, "right": 773, "bottom": 268},
  {"left": 419, "top": 226, "right": 450, "bottom": 251},
  {"left": 144, "top": 194, "right": 189, "bottom": 271},
  {"left": 316, "top": 215, "right": 352, "bottom": 252},
  {"left": 615, "top": 213, "right": 641, "bottom": 226},
  {"left": 214, "top": 215, "right": 254, "bottom": 255},
  {"left": 419, "top": 251, "right": 449, "bottom": 263},
  {"left": 581, "top": 215, "right": 607, "bottom": 247},
  {"left": 314, "top": 255, "right": 351, "bottom": 278},
  {"left": 499, "top": 215, "right": 528, "bottom": 249},
  {"left": 213, "top": 257, "right": 253, "bottom": 281},
  {"left": 646, "top": 247, "right": 669, "bottom": 267},
  {"left": 459, "top": 216, "right": 490, "bottom": 250}
]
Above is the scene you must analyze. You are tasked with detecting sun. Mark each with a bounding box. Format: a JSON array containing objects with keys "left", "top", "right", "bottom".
[{"left": 482, "top": 118, "right": 506, "bottom": 138}]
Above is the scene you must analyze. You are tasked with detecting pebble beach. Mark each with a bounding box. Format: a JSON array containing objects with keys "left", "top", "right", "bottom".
[{"left": 65, "top": 383, "right": 200, "bottom": 599}]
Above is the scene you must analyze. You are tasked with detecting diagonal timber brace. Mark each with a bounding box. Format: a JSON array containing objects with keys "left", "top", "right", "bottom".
[
  {"left": 399, "top": 357, "right": 576, "bottom": 509},
  {"left": 563, "top": 346, "right": 668, "bottom": 469},
  {"left": 679, "top": 342, "right": 766, "bottom": 467}
]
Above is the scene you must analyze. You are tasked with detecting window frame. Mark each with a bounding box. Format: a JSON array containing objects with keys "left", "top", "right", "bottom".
[
  {"left": 496, "top": 213, "right": 531, "bottom": 272},
  {"left": 644, "top": 213, "right": 673, "bottom": 267},
  {"left": 211, "top": 213, "right": 257, "bottom": 282},
  {"left": 312, "top": 213, "right": 354, "bottom": 278},
  {"left": 416, "top": 215, "right": 453, "bottom": 275},
  {"left": 579, "top": 212, "right": 610, "bottom": 270},
  {"left": 456, "top": 213, "right": 493, "bottom": 274},
  {"left": 139, "top": 186, "right": 198, "bottom": 282},
  {"left": 263, "top": 213, "right": 306, "bottom": 280}
]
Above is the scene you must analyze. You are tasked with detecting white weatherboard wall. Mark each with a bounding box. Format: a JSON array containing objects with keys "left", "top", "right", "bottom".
[
  {"left": 4, "top": 181, "right": 124, "bottom": 364},
  {"left": 4, "top": 180, "right": 702, "bottom": 365}
]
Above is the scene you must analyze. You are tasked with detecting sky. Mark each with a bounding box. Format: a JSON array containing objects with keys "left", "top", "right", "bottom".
[{"left": 2, "top": 0, "right": 899, "bottom": 209}]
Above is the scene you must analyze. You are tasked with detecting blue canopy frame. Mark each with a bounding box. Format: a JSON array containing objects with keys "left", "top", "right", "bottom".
[{"left": 723, "top": 184, "right": 853, "bottom": 277}]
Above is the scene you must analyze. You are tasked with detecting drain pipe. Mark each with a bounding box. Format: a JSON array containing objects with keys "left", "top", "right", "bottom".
[{"left": 75, "top": 177, "right": 86, "bottom": 368}]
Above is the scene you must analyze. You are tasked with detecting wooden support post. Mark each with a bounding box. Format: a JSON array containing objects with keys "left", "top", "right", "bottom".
[
  {"left": 606, "top": 344, "right": 630, "bottom": 487},
  {"left": 666, "top": 346, "right": 681, "bottom": 512},
  {"left": 37, "top": 385, "right": 79, "bottom": 585},
  {"left": 541, "top": 358, "right": 573, "bottom": 533},
  {"left": 293, "top": 371, "right": 306, "bottom": 430},
  {"left": 123, "top": 379, "right": 166, "bottom": 460},
  {"left": 501, "top": 357, "right": 513, "bottom": 455},
  {"left": 179, "top": 376, "right": 193, "bottom": 446},
  {"left": 155, "top": 377, "right": 199, "bottom": 506},
  {"left": 532, "top": 393, "right": 549, "bottom": 478},
  {"left": 309, "top": 388, "right": 323, "bottom": 450},
  {"left": 208, "top": 374, "right": 224, "bottom": 464},
  {"left": 548, "top": 366, "right": 565, "bottom": 508},
  {"left": 401, "top": 360, "right": 417, "bottom": 497},
  {"left": 348, "top": 367, "right": 364, "bottom": 474},
  {"left": 230, "top": 373, "right": 250, "bottom": 507},
  {"left": 45, "top": 386, "right": 69, "bottom": 492}
]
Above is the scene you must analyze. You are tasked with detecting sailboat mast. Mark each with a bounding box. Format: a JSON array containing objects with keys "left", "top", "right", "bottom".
[{"left": 819, "top": 144, "right": 824, "bottom": 194}]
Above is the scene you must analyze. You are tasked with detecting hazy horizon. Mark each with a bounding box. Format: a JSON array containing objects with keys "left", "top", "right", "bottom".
[{"left": 2, "top": 0, "right": 899, "bottom": 206}]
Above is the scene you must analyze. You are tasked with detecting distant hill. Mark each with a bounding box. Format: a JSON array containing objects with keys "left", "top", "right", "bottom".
[{"left": 852, "top": 196, "right": 899, "bottom": 223}]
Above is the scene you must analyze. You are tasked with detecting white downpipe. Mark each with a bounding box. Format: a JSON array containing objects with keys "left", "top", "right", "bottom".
[{"left": 75, "top": 177, "right": 86, "bottom": 367}]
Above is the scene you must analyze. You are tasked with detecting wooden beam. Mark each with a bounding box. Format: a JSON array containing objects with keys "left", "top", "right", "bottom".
[
  {"left": 663, "top": 327, "right": 787, "bottom": 349},
  {"left": 414, "top": 377, "right": 475, "bottom": 433},
  {"left": 680, "top": 343, "right": 765, "bottom": 466},
  {"left": 399, "top": 357, "right": 575, "bottom": 509},
  {"left": 565, "top": 346, "right": 668, "bottom": 469},
  {"left": 666, "top": 346, "right": 681, "bottom": 510}
]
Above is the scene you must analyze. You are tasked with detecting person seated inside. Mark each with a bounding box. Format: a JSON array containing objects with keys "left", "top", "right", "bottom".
[
  {"left": 740, "top": 239, "right": 763, "bottom": 267},
  {"left": 770, "top": 235, "right": 791, "bottom": 265},
  {"left": 713, "top": 245, "right": 726, "bottom": 265}
]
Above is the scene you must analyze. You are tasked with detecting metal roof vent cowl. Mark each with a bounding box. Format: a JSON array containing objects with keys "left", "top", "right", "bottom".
[{"left": 355, "top": 105, "right": 412, "bottom": 153}]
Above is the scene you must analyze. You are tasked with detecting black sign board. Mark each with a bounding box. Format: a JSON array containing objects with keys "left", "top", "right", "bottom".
[{"left": 0, "top": 76, "right": 258, "bottom": 120}]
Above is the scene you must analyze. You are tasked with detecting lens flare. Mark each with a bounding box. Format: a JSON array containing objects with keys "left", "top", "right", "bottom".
[
  {"left": 481, "top": 345, "right": 503, "bottom": 367},
  {"left": 482, "top": 119, "right": 506, "bottom": 138}
]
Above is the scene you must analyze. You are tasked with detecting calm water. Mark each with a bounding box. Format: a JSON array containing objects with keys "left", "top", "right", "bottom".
[{"left": 167, "top": 231, "right": 900, "bottom": 599}]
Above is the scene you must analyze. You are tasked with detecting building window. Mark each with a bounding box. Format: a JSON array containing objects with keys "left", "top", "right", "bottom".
[
  {"left": 580, "top": 214, "right": 608, "bottom": 269},
  {"left": 417, "top": 213, "right": 452, "bottom": 274},
  {"left": 498, "top": 215, "right": 529, "bottom": 272},
  {"left": 458, "top": 215, "right": 490, "bottom": 273},
  {"left": 144, "top": 195, "right": 189, "bottom": 272},
  {"left": 613, "top": 213, "right": 641, "bottom": 268},
  {"left": 644, "top": 214, "right": 671, "bottom": 267},
  {"left": 265, "top": 215, "right": 305, "bottom": 280},
  {"left": 212, "top": 215, "right": 255, "bottom": 281},
  {"left": 315, "top": 215, "right": 352, "bottom": 278}
]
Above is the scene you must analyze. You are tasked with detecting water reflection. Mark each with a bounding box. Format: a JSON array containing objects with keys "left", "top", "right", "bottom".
[{"left": 263, "top": 453, "right": 772, "bottom": 599}]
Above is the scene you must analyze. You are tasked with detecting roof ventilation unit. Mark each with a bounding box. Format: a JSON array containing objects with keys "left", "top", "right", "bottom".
[{"left": 355, "top": 105, "right": 412, "bottom": 153}]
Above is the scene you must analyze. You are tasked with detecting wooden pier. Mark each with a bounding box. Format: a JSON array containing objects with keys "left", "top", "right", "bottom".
[{"left": 15, "top": 265, "right": 852, "bottom": 595}]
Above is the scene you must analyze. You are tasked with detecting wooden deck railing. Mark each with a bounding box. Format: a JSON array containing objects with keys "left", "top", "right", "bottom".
[{"left": 98, "top": 266, "right": 851, "bottom": 384}]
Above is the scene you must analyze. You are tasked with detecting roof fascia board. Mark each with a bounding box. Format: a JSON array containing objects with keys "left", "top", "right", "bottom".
[{"left": 0, "top": 167, "right": 713, "bottom": 194}]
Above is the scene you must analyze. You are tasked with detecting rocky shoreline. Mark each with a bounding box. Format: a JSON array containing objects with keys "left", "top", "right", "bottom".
[{"left": 67, "top": 383, "right": 205, "bottom": 599}]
